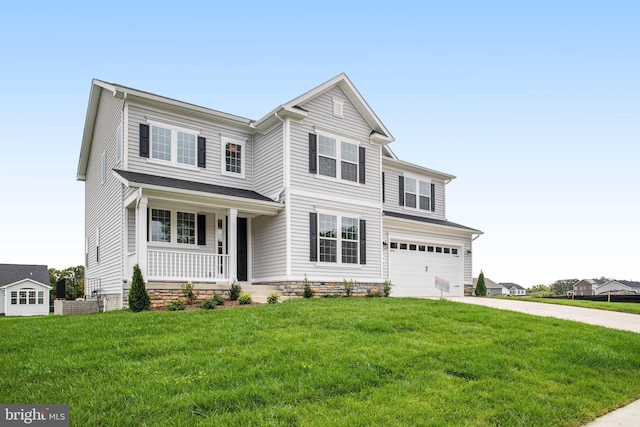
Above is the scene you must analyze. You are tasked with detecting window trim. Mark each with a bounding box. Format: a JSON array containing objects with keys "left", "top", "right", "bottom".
[
  {"left": 315, "top": 130, "right": 361, "bottom": 184},
  {"left": 146, "top": 120, "right": 200, "bottom": 170},
  {"left": 220, "top": 135, "right": 246, "bottom": 179},
  {"left": 403, "top": 174, "right": 432, "bottom": 212},
  {"left": 315, "top": 210, "right": 361, "bottom": 265},
  {"left": 149, "top": 207, "right": 202, "bottom": 247},
  {"left": 11, "top": 288, "right": 44, "bottom": 305}
]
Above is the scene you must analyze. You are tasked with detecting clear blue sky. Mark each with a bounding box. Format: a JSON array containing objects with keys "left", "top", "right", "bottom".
[{"left": 1, "top": 1, "right": 638, "bottom": 287}]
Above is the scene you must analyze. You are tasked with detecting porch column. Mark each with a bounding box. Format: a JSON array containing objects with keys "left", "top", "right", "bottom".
[
  {"left": 136, "top": 197, "right": 148, "bottom": 278},
  {"left": 228, "top": 208, "right": 238, "bottom": 282}
]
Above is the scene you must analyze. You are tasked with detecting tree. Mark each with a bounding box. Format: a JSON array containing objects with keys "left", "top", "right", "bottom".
[
  {"left": 549, "top": 279, "right": 579, "bottom": 296},
  {"left": 475, "top": 271, "right": 487, "bottom": 296},
  {"left": 128, "top": 264, "right": 151, "bottom": 312},
  {"left": 49, "top": 266, "right": 85, "bottom": 300}
]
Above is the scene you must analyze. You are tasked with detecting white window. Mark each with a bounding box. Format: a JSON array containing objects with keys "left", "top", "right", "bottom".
[
  {"left": 405, "top": 176, "right": 432, "bottom": 211},
  {"left": 318, "top": 213, "right": 359, "bottom": 264},
  {"left": 150, "top": 208, "right": 200, "bottom": 245},
  {"left": 221, "top": 136, "right": 246, "bottom": 178},
  {"left": 149, "top": 122, "right": 199, "bottom": 168},
  {"left": 317, "top": 131, "right": 359, "bottom": 182},
  {"left": 11, "top": 289, "right": 43, "bottom": 305}
]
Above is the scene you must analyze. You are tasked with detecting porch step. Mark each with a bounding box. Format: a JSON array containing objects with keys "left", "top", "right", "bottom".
[{"left": 240, "top": 284, "right": 292, "bottom": 304}]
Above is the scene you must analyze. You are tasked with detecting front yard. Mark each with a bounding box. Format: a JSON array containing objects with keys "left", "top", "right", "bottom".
[{"left": 2, "top": 298, "right": 639, "bottom": 426}]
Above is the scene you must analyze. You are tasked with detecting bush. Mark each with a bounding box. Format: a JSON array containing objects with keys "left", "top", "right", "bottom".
[
  {"left": 323, "top": 294, "right": 339, "bottom": 298},
  {"left": 167, "top": 300, "right": 186, "bottom": 311},
  {"left": 181, "top": 281, "right": 196, "bottom": 305},
  {"left": 366, "top": 290, "right": 382, "bottom": 298},
  {"left": 200, "top": 299, "right": 217, "bottom": 310},
  {"left": 212, "top": 294, "right": 225, "bottom": 306},
  {"left": 238, "top": 294, "right": 252, "bottom": 305},
  {"left": 303, "top": 275, "right": 314, "bottom": 299},
  {"left": 343, "top": 279, "right": 355, "bottom": 297},
  {"left": 475, "top": 271, "right": 488, "bottom": 296},
  {"left": 383, "top": 279, "right": 393, "bottom": 297},
  {"left": 128, "top": 264, "right": 151, "bottom": 312},
  {"left": 267, "top": 292, "right": 280, "bottom": 304},
  {"left": 229, "top": 281, "right": 242, "bottom": 301}
]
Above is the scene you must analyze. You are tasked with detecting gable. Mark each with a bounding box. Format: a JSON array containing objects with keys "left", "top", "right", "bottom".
[
  {"left": 1, "top": 278, "right": 52, "bottom": 291},
  {"left": 0, "top": 264, "right": 50, "bottom": 288}
]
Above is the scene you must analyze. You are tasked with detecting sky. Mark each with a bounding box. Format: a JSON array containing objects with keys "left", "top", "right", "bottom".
[{"left": 0, "top": 1, "right": 638, "bottom": 287}]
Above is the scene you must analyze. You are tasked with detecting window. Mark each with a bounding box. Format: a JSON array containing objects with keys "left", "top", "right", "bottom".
[
  {"left": 409, "top": 244, "right": 417, "bottom": 251},
  {"left": 149, "top": 122, "right": 199, "bottom": 167},
  {"left": 399, "top": 243, "right": 408, "bottom": 250},
  {"left": 403, "top": 176, "right": 432, "bottom": 211},
  {"left": 315, "top": 132, "right": 361, "bottom": 182},
  {"left": 221, "top": 136, "right": 246, "bottom": 177},
  {"left": 37, "top": 291, "right": 44, "bottom": 304},
  {"left": 19, "top": 291, "right": 27, "bottom": 305},
  {"left": 11, "top": 289, "right": 43, "bottom": 305},
  {"left": 317, "top": 213, "right": 360, "bottom": 264},
  {"left": 151, "top": 209, "right": 171, "bottom": 242},
  {"left": 10, "top": 291, "right": 17, "bottom": 305},
  {"left": 452, "top": 248, "right": 458, "bottom": 255},
  {"left": 177, "top": 212, "right": 195, "bottom": 244},
  {"left": 419, "top": 245, "right": 426, "bottom": 252},
  {"left": 390, "top": 242, "right": 398, "bottom": 249}
]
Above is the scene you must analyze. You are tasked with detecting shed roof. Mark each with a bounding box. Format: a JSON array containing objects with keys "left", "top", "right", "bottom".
[{"left": 0, "top": 264, "right": 50, "bottom": 288}]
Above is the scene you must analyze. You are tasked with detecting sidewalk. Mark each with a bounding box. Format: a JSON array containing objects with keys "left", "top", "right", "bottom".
[{"left": 449, "top": 297, "right": 640, "bottom": 426}]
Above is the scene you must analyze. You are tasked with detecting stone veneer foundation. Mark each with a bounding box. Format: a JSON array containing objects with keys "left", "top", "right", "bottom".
[
  {"left": 123, "top": 282, "right": 231, "bottom": 310},
  {"left": 253, "top": 280, "right": 382, "bottom": 298}
]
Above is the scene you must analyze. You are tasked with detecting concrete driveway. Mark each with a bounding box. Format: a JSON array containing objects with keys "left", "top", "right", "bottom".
[
  {"left": 449, "top": 296, "right": 640, "bottom": 426},
  {"left": 449, "top": 297, "right": 640, "bottom": 333}
]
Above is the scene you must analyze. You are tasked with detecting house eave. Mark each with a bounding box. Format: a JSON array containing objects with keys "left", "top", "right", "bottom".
[
  {"left": 0, "top": 278, "right": 52, "bottom": 290},
  {"left": 383, "top": 157, "right": 456, "bottom": 181},
  {"left": 383, "top": 211, "right": 482, "bottom": 236}
]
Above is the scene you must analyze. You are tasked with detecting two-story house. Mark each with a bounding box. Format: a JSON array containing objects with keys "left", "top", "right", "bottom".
[{"left": 77, "top": 74, "right": 481, "bottom": 309}]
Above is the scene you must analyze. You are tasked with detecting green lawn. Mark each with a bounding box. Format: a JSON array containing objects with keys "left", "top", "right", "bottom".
[
  {"left": 2, "top": 298, "right": 640, "bottom": 426},
  {"left": 522, "top": 297, "right": 640, "bottom": 315}
]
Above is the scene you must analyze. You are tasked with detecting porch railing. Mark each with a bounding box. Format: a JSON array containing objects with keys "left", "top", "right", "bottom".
[{"left": 147, "top": 250, "right": 228, "bottom": 282}]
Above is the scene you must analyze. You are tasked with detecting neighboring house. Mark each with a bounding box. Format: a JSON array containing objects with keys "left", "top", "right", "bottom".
[
  {"left": 474, "top": 277, "right": 507, "bottom": 296},
  {"left": 500, "top": 282, "right": 526, "bottom": 296},
  {"left": 573, "top": 279, "right": 606, "bottom": 296},
  {"left": 77, "top": 74, "right": 482, "bottom": 309},
  {"left": 0, "top": 264, "right": 51, "bottom": 316},
  {"left": 594, "top": 280, "right": 640, "bottom": 296}
]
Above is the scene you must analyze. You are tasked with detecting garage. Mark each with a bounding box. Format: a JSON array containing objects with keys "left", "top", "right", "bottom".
[{"left": 389, "top": 241, "right": 463, "bottom": 297}]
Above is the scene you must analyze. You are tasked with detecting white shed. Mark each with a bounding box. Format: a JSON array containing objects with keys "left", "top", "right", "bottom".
[{"left": 0, "top": 264, "right": 51, "bottom": 316}]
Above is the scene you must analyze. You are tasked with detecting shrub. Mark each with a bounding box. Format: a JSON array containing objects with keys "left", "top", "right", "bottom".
[
  {"left": 229, "top": 281, "right": 242, "bottom": 301},
  {"left": 383, "top": 279, "right": 393, "bottom": 297},
  {"left": 128, "top": 264, "right": 151, "bottom": 312},
  {"left": 267, "top": 292, "right": 280, "bottom": 304},
  {"left": 323, "top": 294, "right": 339, "bottom": 298},
  {"left": 366, "top": 290, "right": 382, "bottom": 298},
  {"left": 167, "top": 300, "right": 186, "bottom": 311},
  {"left": 212, "top": 294, "right": 225, "bottom": 306},
  {"left": 343, "top": 279, "right": 355, "bottom": 297},
  {"left": 238, "top": 294, "right": 252, "bottom": 305},
  {"left": 181, "top": 281, "right": 196, "bottom": 305},
  {"left": 302, "top": 275, "right": 314, "bottom": 299},
  {"left": 475, "top": 271, "right": 488, "bottom": 296},
  {"left": 200, "top": 299, "right": 217, "bottom": 310}
]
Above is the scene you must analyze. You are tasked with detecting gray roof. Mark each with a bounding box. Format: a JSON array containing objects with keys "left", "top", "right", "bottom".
[
  {"left": 500, "top": 282, "right": 525, "bottom": 290},
  {"left": 615, "top": 280, "right": 640, "bottom": 289},
  {"left": 113, "top": 170, "right": 278, "bottom": 204},
  {"left": 0, "top": 264, "right": 50, "bottom": 288},
  {"left": 383, "top": 211, "right": 481, "bottom": 233}
]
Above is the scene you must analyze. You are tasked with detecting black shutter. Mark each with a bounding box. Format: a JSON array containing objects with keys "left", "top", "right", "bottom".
[
  {"left": 139, "top": 124, "right": 150, "bottom": 158},
  {"left": 146, "top": 208, "right": 149, "bottom": 242},
  {"left": 399, "top": 176, "right": 404, "bottom": 206},
  {"left": 431, "top": 183, "right": 435, "bottom": 212},
  {"left": 358, "top": 146, "right": 366, "bottom": 183},
  {"left": 359, "top": 219, "right": 366, "bottom": 264},
  {"left": 197, "top": 137, "right": 206, "bottom": 168},
  {"left": 309, "top": 213, "right": 318, "bottom": 262},
  {"left": 309, "top": 133, "right": 317, "bottom": 173},
  {"left": 197, "top": 214, "right": 206, "bottom": 245},
  {"left": 382, "top": 172, "right": 385, "bottom": 203}
]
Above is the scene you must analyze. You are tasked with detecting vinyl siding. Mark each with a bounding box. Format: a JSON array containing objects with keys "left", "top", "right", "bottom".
[
  {"left": 252, "top": 211, "right": 286, "bottom": 280},
  {"left": 289, "top": 193, "right": 382, "bottom": 282},
  {"left": 253, "top": 123, "right": 283, "bottom": 198},
  {"left": 290, "top": 86, "right": 380, "bottom": 203},
  {"left": 382, "top": 225, "right": 472, "bottom": 285},
  {"left": 127, "top": 102, "right": 254, "bottom": 190},
  {"left": 127, "top": 208, "right": 135, "bottom": 253},
  {"left": 383, "top": 165, "right": 446, "bottom": 221},
  {"left": 84, "top": 90, "right": 124, "bottom": 297}
]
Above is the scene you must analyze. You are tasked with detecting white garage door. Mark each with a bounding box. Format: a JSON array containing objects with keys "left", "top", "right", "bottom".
[{"left": 389, "top": 241, "right": 463, "bottom": 297}]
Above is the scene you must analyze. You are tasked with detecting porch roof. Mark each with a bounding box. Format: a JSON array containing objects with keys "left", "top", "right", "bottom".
[{"left": 114, "top": 170, "right": 283, "bottom": 212}]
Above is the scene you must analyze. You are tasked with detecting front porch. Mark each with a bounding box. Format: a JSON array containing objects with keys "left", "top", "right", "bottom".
[{"left": 135, "top": 250, "right": 229, "bottom": 282}]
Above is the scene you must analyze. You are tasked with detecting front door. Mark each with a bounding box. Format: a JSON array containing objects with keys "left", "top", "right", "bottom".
[{"left": 237, "top": 217, "right": 248, "bottom": 281}]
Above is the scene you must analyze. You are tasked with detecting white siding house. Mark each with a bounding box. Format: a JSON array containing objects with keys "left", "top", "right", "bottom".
[
  {"left": 0, "top": 264, "right": 51, "bottom": 316},
  {"left": 77, "top": 74, "right": 481, "bottom": 308}
]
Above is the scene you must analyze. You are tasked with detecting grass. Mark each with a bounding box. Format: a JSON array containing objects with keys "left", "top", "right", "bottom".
[
  {"left": 2, "top": 298, "right": 640, "bottom": 426},
  {"left": 522, "top": 297, "right": 640, "bottom": 315}
]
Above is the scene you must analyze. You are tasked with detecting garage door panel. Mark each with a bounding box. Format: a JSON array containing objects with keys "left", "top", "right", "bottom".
[{"left": 389, "top": 241, "right": 463, "bottom": 297}]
